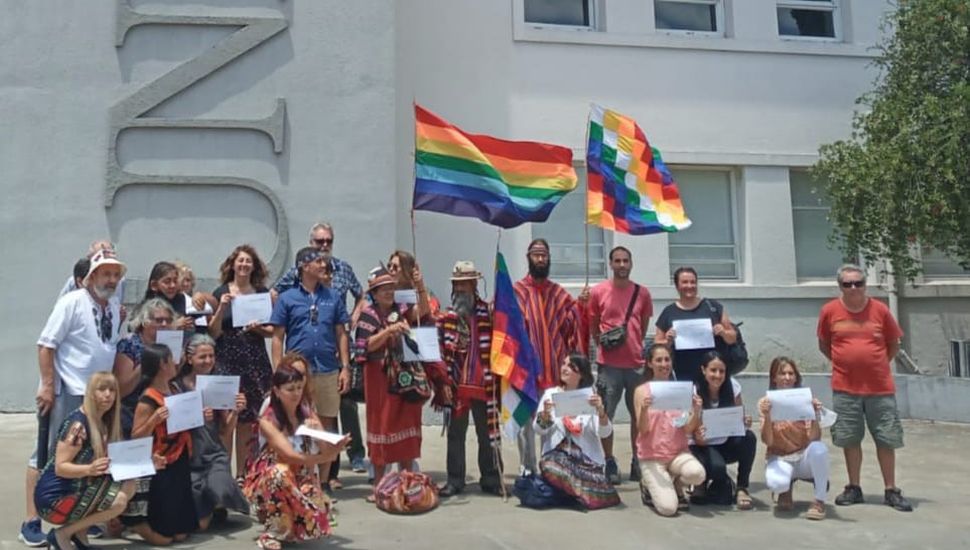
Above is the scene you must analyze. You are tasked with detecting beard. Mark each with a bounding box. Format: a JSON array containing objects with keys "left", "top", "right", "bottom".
[
  {"left": 528, "top": 259, "right": 550, "bottom": 279},
  {"left": 92, "top": 284, "right": 116, "bottom": 300},
  {"left": 452, "top": 291, "right": 476, "bottom": 318}
]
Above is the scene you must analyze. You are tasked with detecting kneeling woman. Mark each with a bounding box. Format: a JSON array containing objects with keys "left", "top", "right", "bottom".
[
  {"left": 243, "top": 354, "right": 349, "bottom": 550},
  {"left": 634, "top": 344, "right": 706, "bottom": 517},
  {"left": 535, "top": 353, "right": 620, "bottom": 510},
  {"left": 759, "top": 356, "right": 828, "bottom": 520},
  {"left": 35, "top": 372, "right": 137, "bottom": 550},
  {"left": 691, "top": 351, "right": 757, "bottom": 509}
]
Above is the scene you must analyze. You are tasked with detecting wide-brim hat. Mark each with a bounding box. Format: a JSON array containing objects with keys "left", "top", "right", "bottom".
[
  {"left": 83, "top": 249, "right": 127, "bottom": 285},
  {"left": 450, "top": 260, "right": 482, "bottom": 281},
  {"left": 367, "top": 265, "right": 396, "bottom": 292}
]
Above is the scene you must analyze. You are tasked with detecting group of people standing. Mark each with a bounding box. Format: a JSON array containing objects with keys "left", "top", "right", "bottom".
[{"left": 20, "top": 226, "right": 914, "bottom": 549}]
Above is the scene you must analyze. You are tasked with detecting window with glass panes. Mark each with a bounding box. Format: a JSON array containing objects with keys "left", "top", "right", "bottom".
[{"left": 667, "top": 168, "right": 739, "bottom": 279}]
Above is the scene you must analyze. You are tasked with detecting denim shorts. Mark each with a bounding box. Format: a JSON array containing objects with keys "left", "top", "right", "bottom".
[{"left": 831, "top": 391, "right": 904, "bottom": 449}]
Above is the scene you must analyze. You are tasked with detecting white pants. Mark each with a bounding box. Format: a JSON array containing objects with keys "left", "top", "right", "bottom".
[
  {"left": 765, "top": 441, "right": 830, "bottom": 502},
  {"left": 640, "top": 452, "right": 706, "bottom": 517}
]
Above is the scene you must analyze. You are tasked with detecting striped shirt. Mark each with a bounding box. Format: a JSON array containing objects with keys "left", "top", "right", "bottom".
[{"left": 513, "top": 275, "right": 580, "bottom": 391}]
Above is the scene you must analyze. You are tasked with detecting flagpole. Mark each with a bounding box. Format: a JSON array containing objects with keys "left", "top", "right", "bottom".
[
  {"left": 411, "top": 100, "right": 423, "bottom": 326},
  {"left": 493, "top": 227, "right": 509, "bottom": 501},
  {"left": 583, "top": 105, "right": 592, "bottom": 287}
]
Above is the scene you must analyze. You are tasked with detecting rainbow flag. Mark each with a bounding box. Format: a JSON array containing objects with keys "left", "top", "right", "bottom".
[
  {"left": 414, "top": 105, "right": 578, "bottom": 228},
  {"left": 490, "top": 252, "right": 540, "bottom": 438},
  {"left": 586, "top": 104, "right": 691, "bottom": 234}
]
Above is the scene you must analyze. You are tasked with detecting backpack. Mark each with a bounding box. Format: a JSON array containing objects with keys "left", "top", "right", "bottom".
[
  {"left": 704, "top": 299, "right": 749, "bottom": 375},
  {"left": 374, "top": 471, "right": 439, "bottom": 514},
  {"left": 512, "top": 474, "right": 573, "bottom": 509}
]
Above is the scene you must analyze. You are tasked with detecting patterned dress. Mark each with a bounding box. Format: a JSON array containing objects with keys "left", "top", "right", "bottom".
[
  {"left": 243, "top": 403, "right": 330, "bottom": 543},
  {"left": 212, "top": 284, "right": 273, "bottom": 423},
  {"left": 35, "top": 410, "right": 123, "bottom": 525}
]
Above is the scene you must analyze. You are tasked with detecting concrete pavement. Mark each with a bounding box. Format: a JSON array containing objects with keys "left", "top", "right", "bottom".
[{"left": 1, "top": 414, "right": 966, "bottom": 550}]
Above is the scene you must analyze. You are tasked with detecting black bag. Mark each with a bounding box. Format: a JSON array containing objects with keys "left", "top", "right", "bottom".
[
  {"left": 704, "top": 299, "right": 749, "bottom": 375},
  {"left": 512, "top": 474, "right": 572, "bottom": 509},
  {"left": 598, "top": 285, "right": 641, "bottom": 350}
]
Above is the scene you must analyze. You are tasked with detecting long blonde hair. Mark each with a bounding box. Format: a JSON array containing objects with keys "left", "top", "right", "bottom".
[{"left": 83, "top": 372, "right": 122, "bottom": 459}]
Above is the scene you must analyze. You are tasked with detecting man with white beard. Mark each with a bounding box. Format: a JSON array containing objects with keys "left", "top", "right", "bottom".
[
  {"left": 20, "top": 250, "right": 125, "bottom": 546},
  {"left": 436, "top": 261, "right": 502, "bottom": 497}
]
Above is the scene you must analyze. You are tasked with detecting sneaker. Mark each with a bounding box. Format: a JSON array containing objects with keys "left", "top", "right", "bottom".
[
  {"left": 18, "top": 518, "right": 47, "bottom": 547},
  {"left": 605, "top": 456, "right": 621, "bottom": 485},
  {"left": 835, "top": 484, "right": 864, "bottom": 506},
  {"left": 629, "top": 458, "right": 641, "bottom": 482},
  {"left": 884, "top": 488, "right": 913, "bottom": 512},
  {"left": 806, "top": 501, "right": 826, "bottom": 521},
  {"left": 86, "top": 525, "right": 104, "bottom": 539},
  {"left": 350, "top": 456, "right": 366, "bottom": 473}
]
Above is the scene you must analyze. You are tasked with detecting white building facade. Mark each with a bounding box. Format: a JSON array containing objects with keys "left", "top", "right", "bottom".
[{"left": 1, "top": 0, "right": 968, "bottom": 409}]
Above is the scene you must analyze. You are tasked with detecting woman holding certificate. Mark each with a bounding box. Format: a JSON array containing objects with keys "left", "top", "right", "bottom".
[
  {"left": 243, "top": 355, "right": 349, "bottom": 550},
  {"left": 634, "top": 344, "right": 706, "bottom": 517},
  {"left": 209, "top": 244, "right": 274, "bottom": 478},
  {"left": 128, "top": 344, "right": 198, "bottom": 545},
  {"left": 34, "top": 373, "right": 136, "bottom": 550},
  {"left": 690, "top": 352, "right": 757, "bottom": 509},
  {"left": 173, "top": 334, "right": 249, "bottom": 529},
  {"left": 759, "top": 357, "right": 829, "bottom": 520},
  {"left": 534, "top": 353, "right": 620, "bottom": 510}
]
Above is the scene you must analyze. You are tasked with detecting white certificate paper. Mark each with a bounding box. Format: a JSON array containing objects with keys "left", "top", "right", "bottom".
[
  {"left": 551, "top": 387, "right": 595, "bottom": 417},
  {"left": 165, "top": 390, "right": 205, "bottom": 434},
  {"left": 394, "top": 289, "right": 418, "bottom": 305},
  {"left": 296, "top": 425, "right": 345, "bottom": 445},
  {"left": 401, "top": 327, "right": 442, "bottom": 362},
  {"left": 767, "top": 387, "right": 816, "bottom": 422},
  {"left": 648, "top": 381, "right": 694, "bottom": 412},
  {"left": 231, "top": 292, "right": 273, "bottom": 328},
  {"left": 196, "top": 375, "right": 240, "bottom": 410},
  {"left": 702, "top": 406, "right": 746, "bottom": 440},
  {"left": 155, "top": 330, "right": 184, "bottom": 364},
  {"left": 672, "top": 318, "right": 715, "bottom": 350},
  {"left": 108, "top": 437, "right": 155, "bottom": 481}
]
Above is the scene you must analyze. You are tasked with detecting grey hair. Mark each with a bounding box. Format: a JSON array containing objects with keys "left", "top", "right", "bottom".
[
  {"left": 836, "top": 263, "right": 866, "bottom": 284},
  {"left": 308, "top": 222, "right": 333, "bottom": 239},
  {"left": 185, "top": 333, "right": 216, "bottom": 359},
  {"left": 129, "top": 298, "right": 176, "bottom": 332}
]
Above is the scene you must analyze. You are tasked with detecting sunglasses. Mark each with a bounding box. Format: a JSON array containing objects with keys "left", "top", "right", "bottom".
[
  {"left": 309, "top": 303, "right": 319, "bottom": 325},
  {"left": 312, "top": 238, "right": 333, "bottom": 246},
  {"left": 840, "top": 280, "right": 866, "bottom": 288}
]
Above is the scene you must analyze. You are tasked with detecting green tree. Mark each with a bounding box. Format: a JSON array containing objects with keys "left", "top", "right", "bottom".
[{"left": 813, "top": 0, "right": 970, "bottom": 280}]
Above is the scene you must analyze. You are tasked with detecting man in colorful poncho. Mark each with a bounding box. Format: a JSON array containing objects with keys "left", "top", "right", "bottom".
[{"left": 513, "top": 239, "right": 581, "bottom": 474}]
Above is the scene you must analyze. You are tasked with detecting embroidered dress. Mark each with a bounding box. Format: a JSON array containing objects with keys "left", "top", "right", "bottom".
[
  {"left": 243, "top": 403, "right": 330, "bottom": 543},
  {"left": 540, "top": 438, "right": 620, "bottom": 510},
  {"left": 354, "top": 304, "right": 424, "bottom": 465},
  {"left": 35, "top": 410, "right": 123, "bottom": 525}
]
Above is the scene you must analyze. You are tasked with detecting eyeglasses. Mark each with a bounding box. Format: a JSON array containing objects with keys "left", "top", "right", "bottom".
[
  {"left": 312, "top": 238, "right": 333, "bottom": 246},
  {"left": 840, "top": 280, "right": 866, "bottom": 289},
  {"left": 93, "top": 307, "right": 113, "bottom": 343},
  {"left": 309, "top": 303, "right": 319, "bottom": 325}
]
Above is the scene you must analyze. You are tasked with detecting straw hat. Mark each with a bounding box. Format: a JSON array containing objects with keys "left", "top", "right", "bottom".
[{"left": 450, "top": 260, "right": 482, "bottom": 281}]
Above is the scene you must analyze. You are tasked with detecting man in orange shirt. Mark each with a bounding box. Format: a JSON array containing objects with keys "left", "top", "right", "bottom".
[{"left": 817, "top": 264, "right": 912, "bottom": 512}]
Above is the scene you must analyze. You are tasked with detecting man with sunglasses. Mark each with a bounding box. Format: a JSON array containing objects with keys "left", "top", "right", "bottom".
[
  {"left": 22, "top": 251, "right": 125, "bottom": 546},
  {"left": 270, "top": 247, "right": 351, "bottom": 486},
  {"left": 273, "top": 223, "right": 363, "bottom": 313},
  {"left": 817, "top": 264, "right": 912, "bottom": 512}
]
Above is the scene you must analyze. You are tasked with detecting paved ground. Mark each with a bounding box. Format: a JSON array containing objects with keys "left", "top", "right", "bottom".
[{"left": 1, "top": 414, "right": 966, "bottom": 550}]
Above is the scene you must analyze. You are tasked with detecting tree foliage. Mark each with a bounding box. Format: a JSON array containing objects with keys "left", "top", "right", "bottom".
[{"left": 813, "top": 0, "right": 970, "bottom": 280}]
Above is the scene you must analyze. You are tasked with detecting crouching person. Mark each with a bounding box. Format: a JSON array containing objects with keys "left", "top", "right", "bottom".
[{"left": 34, "top": 372, "right": 138, "bottom": 549}]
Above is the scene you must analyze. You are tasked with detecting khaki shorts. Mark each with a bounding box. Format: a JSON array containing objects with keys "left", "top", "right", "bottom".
[
  {"left": 312, "top": 372, "right": 341, "bottom": 418},
  {"left": 831, "top": 391, "right": 904, "bottom": 449}
]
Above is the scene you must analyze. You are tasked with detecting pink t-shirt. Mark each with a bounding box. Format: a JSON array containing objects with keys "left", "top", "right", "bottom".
[
  {"left": 590, "top": 280, "right": 653, "bottom": 368},
  {"left": 636, "top": 386, "right": 689, "bottom": 463}
]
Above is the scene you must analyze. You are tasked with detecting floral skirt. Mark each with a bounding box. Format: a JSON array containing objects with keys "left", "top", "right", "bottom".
[
  {"left": 243, "top": 448, "right": 330, "bottom": 543},
  {"left": 540, "top": 440, "right": 620, "bottom": 510}
]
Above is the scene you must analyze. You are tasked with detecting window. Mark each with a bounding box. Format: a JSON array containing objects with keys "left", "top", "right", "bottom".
[
  {"left": 667, "top": 168, "right": 739, "bottom": 279},
  {"left": 655, "top": 0, "right": 720, "bottom": 33},
  {"left": 524, "top": 0, "right": 593, "bottom": 28},
  {"left": 790, "top": 170, "right": 848, "bottom": 279},
  {"left": 532, "top": 166, "right": 608, "bottom": 279},
  {"left": 777, "top": 0, "right": 838, "bottom": 39},
  {"left": 921, "top": 247, "right": 970, "bottom": 279}
]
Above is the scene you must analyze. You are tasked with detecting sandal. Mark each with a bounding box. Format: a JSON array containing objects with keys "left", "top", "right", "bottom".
[
  {"left": 365, "top": 494, "right": 377, "bottom": 504},
  {"left": 776, "top": 489, "right": 794, "bottom": 511},
  {"left": 806, "top": 501, "right": 826, "bottom": 521},
  {"left": 329, "top": 478, "right": 344, "bottom": 490},
  {"left": 736, "top": 488, "right": 753, "bottom": 510},
  {"left": 257, "top": 533, "right": 282, "bottom": 550}
]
